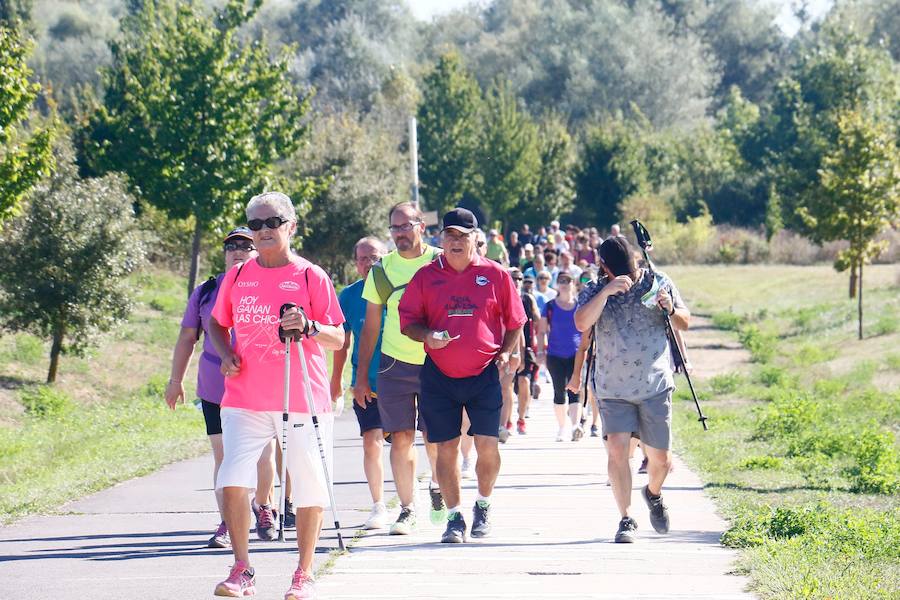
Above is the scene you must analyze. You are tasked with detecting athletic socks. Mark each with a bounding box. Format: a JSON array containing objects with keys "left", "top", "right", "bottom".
[
  {"left": 476, "top": 494, "right": 491, "bottom": 505},
  {"left": 447, "top": 505, "right": 461, "bottom": 517}
]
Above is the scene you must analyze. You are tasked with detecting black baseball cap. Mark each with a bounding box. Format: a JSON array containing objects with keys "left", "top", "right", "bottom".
[
  {"left": 224, "top": 226, "right": 253, "bottom": 243},
  {"left": 441, "top": 208, "right": 478, "bottom": 233}
]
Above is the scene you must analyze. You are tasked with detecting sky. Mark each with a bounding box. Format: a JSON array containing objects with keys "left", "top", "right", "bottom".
[{"left": 405, "top": 0, "right": 835, "bottom": 36}]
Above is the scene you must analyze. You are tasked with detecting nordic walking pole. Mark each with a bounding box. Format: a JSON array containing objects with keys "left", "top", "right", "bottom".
[
  {"left": 277, "top": 305, "right": 299, "bottom": 543},
  {"left": 280, "top": 303, "right": 346, "bottom": 552},
  {"left": 629, "top": 220, "right": 709, "bottom": 431}
]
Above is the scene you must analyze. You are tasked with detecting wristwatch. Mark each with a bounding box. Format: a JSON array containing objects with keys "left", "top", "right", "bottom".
[{"left": 306, "top": 320, "right": 321, "bottom": 337}]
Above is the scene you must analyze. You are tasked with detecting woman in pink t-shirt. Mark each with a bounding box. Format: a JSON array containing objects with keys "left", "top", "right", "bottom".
[{"left": 208, "top": 191, "right": 345, "bottom": 600}]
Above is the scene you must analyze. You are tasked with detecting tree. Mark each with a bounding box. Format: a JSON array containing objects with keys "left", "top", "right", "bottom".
[
  {"left": 0, "top": 26, "right": 53, "bottom": 222},
  {"left": 0, "top": 138, "right": 145, "bottom": 383},
  {"left": 77, "top": 0, "right": 309, "bottom": 295},
  {"left": 572, "top": 119, "right": 648, "bottom": 227},
  {"left": 514, "top": 113, "right": 575, "bottom": 229},
  {"left": 287, "top": 112, "right": 404, "bottom": 283},
  {"left": 0, "top": 0, "right": 31, "bottom": 29},
  {"left": 799, "top": 107, "right": 900, "bottom": 339},
  {"left": 417, "top": 52, "right": 484, "bottom": 214},
  {"left": 474, "top": 80, "right": 540, "bottom": 225}
]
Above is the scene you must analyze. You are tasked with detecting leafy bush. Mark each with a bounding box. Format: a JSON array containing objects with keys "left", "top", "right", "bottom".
[
  {"left": 753, "top": 392, "right": 817, "bottom": 441},
  {"left": 885, "top": 353, "right": 900, "bottom": 370},
  {"left": 793, "top": 343, "right": 838, "bottom": 366},
  {"left": 709, "top": 372, "right": 744, "bottom": 394},
  {"left": 847, "top": 430, "right": 900, "bottom": 495},
  {"left": 19, "top": 386, "right": 73, "bottom": 419},
  {"left": 739, "top": 455, "right": 783, "bottom": 470},
  {"left": 754, "top": 365, "right": 792, "bottom": 387},
  {"left": 738, "top": 324, "right": 777, "bottom": 363},
  {"left": 711, "top": 311, "right": 743, "bottom": 331}
]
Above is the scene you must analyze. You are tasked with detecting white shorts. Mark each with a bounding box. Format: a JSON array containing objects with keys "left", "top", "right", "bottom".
[{"left": 217, "top": 408, "right": 334, "bottom": 508}]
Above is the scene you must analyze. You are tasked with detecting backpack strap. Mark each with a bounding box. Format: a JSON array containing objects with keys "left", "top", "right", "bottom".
[{"left": 371, "top": 247, "right": 441, "bottom": 305}]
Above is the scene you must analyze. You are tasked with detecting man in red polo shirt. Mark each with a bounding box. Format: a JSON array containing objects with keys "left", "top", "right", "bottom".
[{"left": 399, "top": 208, "right": 526, "bottom": 544}]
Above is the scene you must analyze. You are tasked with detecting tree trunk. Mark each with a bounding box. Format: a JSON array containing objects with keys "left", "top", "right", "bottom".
[
  {"left": 858, "top": 260, "right": 864, "bottom": 341},
  {"left": 47, "top": 326, "right": 64, "bottom": 384},
  {"left": 187, "top": 218, "right": 203, "bottom": 297},
  {"left": 849, "top": 263, "right": 857, "bottom": 298}
]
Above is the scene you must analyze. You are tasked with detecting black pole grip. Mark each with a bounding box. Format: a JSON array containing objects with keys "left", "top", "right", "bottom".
[
  {"left": 630, "top": 219, "right": 653, "bottom": 251},
  {"left": 278, "top": 302, "right": 306, "bottom": 342}
]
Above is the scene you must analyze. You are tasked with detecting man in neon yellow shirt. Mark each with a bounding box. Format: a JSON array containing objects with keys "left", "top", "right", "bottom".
[{"left": 353, "top": 202, "right": 445, "bottom": 534}]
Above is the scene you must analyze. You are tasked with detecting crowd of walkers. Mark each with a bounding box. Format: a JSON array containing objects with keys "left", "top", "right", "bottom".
[{"left": 166, "top": 194, "right": 691, "bottom": 598}]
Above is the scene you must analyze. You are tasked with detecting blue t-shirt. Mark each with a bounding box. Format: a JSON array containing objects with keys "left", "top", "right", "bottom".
[
  {"left": 542, "top": 299, "right": 581, "bottom": 359},
  {"left": 339, "top": 279, "right": 385, "bottom": 389}
]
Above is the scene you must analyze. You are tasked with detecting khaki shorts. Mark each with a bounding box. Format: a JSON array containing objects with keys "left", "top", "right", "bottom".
[{"left": 599, "top": 389, "right": 672, "bottom": 450}]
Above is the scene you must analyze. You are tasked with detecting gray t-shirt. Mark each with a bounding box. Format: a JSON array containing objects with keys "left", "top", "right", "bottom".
[{"left": 576, "top": 269, "right": 686, "bottom": 401}]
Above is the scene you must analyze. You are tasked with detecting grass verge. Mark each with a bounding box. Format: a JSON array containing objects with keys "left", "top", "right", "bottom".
[{"left": 667, "top": 265, "right": 900, "bottom": 600}]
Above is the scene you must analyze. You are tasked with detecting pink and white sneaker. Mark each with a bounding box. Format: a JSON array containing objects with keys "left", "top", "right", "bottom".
[
  {"left": 214, "top": 560, "right": 256, "bottom": 597},
  {"left": 284, "top": 567, "right": 317, "bottom": 600}
]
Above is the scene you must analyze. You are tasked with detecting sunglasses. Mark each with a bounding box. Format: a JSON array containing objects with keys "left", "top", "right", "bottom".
[
  {"left": 224, "top": 241, "right": 255, "bottom": 252},
  {"left": 247, "top": 216, "right": 290, "bottom": 231},
  {"left": 388, "top": 221, "right": 421, "bottom": 234},
  {"left": 557, "top": 278, "right": 573, "bottom": 284}
]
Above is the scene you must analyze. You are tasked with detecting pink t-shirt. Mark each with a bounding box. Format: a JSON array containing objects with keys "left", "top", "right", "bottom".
[{"left": 211, "top": 256, "right": 344, "bottom": 414}]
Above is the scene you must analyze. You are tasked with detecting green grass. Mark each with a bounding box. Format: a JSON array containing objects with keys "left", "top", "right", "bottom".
[
  {"left": 0, "top": 268, "right": 209, "bottom": 523},
  {"left": 667, "top": 265, "right": 900, "bottom": 599}
]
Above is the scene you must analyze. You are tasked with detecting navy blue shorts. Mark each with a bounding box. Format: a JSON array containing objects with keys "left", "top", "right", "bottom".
[
  {"left": 352, "top": 390, "right": 383, "bottom": 436},
  {"left": 419, "top": 357, "right": 502, "bottom": 443}
]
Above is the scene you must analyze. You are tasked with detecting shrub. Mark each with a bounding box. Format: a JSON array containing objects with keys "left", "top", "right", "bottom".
[
  {"left": 847, "top": 429, "right": 900, "bottom": 495},
  {"left": 709, "top": 372, "right": 744, "bottom": 394},
  {"left": 713, "top": 226, "right": 770, "bottom": 264},
  {"left": 739, "top": 455, "right": 783, "bottom": 470},
  {"left": 753, "top": 392, "right": 817, "bottom": 441},
  {"left": 19, "top": 386, "right": 73, "bottom": 419},
  {"left": 871, "top": 313, "right": 899, "bottom": 336},
  {"left": 739, "top": 324, "right": 777, "bottom": 363},
  {"left": 754, "top": 365, "right": 792, "bottom": 387},
  {"left": 793, "top": 343, "right": 838, "bottom": 367},
  {"left": 711, "top": 311, "right": 743, "bottom": 331}
]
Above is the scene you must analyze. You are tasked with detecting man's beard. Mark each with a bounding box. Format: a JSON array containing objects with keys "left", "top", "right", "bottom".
[{"left": 395, "top": 236, "right": 414, "bottom": 251}]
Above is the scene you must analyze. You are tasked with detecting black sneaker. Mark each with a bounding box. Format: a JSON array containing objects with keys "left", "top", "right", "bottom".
[
  {"left": 441, "top": 512, "right": 467, "bottom": 543},
  {"left": 284, "top": 500, "right": 296, "bottom": 529},
  {"left": 390, "top": 506, "right": 416, "bottom": 535},
  {"left": 253, "top": 502, "right": 277, "bottom": 541},
  {"left": 642, "top": 485, "right": 670, "bottom": 533},
  {"left": 614, "top": 516, "right": 638, "bottom": 543},
  {"left": 471, "top": 500, "right": 492, "bottom": 538}
]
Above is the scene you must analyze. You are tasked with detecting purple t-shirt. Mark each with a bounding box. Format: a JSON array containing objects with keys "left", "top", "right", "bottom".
[
  {"left": 542, "top": 299, "right": 581, "bottom": 359},
  {"left": 180, "top": 274, "right": 226, "bottom": 404}
]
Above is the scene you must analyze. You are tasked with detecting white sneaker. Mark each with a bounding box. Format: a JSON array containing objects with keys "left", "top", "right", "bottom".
[
  {"left": 364, "top": 502, "right": 387, "bottom": 530},
  {"left": 556, "top": 427, "right": 566, "bottom": 442},
  {"left": 498, "top": 427, "right": 510, "bottom": 443},
  {"left": 460, "top": 458, "right": 475, "bottom": 479}
]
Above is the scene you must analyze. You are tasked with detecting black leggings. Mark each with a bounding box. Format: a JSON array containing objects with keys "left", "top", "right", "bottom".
[{"left": 546, "top": 354, "right": 579, "bottom": 405}]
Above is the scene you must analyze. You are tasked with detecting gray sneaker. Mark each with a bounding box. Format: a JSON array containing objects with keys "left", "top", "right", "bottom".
[
  {"left": 471, "top": 500, "right": 492, "bottom": 538},
  {"left": 642, "top": 485, "right": 670, "bottom": 533},
  {"left": 614, "top": 516, "right": 638, "bottom": 543},
  {"left": 253, "top": 502, "right": 277, "bottom": 541},
  {"left": 390, "top": 506, "right": 416, "bottom": 535}
]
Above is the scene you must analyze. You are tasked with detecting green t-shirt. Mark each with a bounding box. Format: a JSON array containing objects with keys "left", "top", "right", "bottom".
[
  {"left": 362, "top": 245, "right": 439, "bottom": 365},
  {"left": 486, "top": 238, "right": 506, "bottom": 262}
]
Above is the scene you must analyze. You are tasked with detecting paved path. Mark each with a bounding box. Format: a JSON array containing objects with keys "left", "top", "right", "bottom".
[{"left": 0, "top": 382, "right": 751, "bottom": 599}]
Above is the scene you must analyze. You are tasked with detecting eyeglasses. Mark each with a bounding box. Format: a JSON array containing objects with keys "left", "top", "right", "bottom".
[
  {"left": 224, "top": 241, "right": 255, "bottom": 252},
  {"left": 557, "top": 278, "right": 573, "bottom": 285},
  {"left": 247, "top": 216, "right": 290, "bottom": 231},
  {"left": 388, "top": 221, "right": 421, "bottom": 234},
  {"left": 356, "top": 254, "right": 380, "bottom": 264},
  {"left": 512, "top": 277, "right": 523, "bottom": 282}
]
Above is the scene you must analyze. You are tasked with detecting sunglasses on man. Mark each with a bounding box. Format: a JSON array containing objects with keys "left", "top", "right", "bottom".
[
  {"left": 224, "top": 241, "right": 255, "bottom": 252},
  {"left": 247, "top": 216, "right": 290, "bottom": 231}
]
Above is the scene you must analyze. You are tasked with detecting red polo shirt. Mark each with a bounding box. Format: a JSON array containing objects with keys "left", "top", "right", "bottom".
[{"left": 399, "top": 254, "right": 527, "bottom": 378}]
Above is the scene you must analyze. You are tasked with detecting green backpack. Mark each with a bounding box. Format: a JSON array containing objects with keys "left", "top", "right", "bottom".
[{"left": 370, "top": 247, "right": 441, "bottom": 305}]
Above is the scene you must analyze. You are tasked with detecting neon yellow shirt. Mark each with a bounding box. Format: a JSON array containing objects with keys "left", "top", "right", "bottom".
[{"left": 362, "top": 245, "right": 439, "bottom": 365}]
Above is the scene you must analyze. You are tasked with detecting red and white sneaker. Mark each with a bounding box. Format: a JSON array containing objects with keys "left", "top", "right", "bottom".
[
  {"left": 516, "top": 418, "right": 527, "bottom": 435},
  {"left": 284, "top": 567, "right": 317, "bottom": 600},
  {"left": 214, "top": 560, "right": 256, "bottom": 597}
]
